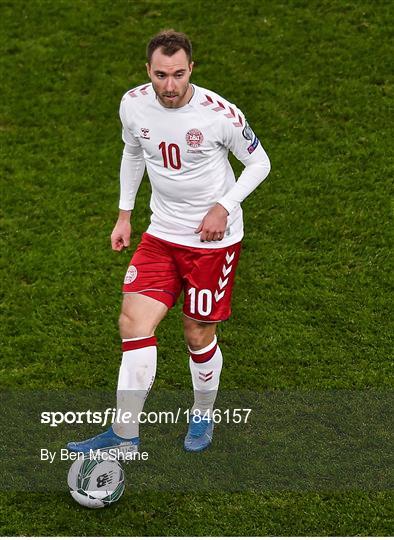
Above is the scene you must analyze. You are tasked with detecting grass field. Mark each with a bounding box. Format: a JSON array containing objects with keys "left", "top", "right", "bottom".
[{"left": 0, "top": 0, "right": 393, "bottom": 536}]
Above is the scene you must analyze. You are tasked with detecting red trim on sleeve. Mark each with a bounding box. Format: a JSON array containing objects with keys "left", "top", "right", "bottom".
[{"left": 122, "top": 336, "right": 157, "bottom": 352}]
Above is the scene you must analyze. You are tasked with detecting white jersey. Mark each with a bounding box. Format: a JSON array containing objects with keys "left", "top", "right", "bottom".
[{"left": 119, "top": 82, "right": 270, "bottom": 248}]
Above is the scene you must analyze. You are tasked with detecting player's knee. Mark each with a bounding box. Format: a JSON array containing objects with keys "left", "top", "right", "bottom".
[
  {"left": 119, "top": 293, "right": 168, "bottom": 339},
  {"left": 184, "top": 320, "right": 216, "bottom": 351},
  {"left": 187, "top": 336, "right": 207, "bottom": 351},
  {"left": 118, "top": 309, "right": 155, "bottom": 339}
]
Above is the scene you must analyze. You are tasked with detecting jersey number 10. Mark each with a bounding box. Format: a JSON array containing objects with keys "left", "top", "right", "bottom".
[{"left": 159, "top": 141, "right": 181, "bottom": 170}]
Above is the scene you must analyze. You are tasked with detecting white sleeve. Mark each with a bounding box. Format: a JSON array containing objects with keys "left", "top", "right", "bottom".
[
  {"left": 119, "top": 144, "right": 145, "bottom": 211},
  {"left": 118, "top": 98, "right": 145, "bottom": 211},
  {"left": 217, "top": 107, "right": 271, "bottom": 214}
]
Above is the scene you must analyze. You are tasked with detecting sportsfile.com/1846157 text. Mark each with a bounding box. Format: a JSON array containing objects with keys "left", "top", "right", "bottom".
[{"left": 40, "top": 408, "right": 252, "bottom": 427}]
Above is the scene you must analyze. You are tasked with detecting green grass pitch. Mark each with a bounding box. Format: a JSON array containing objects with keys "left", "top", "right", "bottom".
[{"left": 0, "top": 0, "right": 393, "bottom": 535}]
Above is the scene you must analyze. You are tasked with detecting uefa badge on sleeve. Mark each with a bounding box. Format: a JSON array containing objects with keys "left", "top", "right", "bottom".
[{"left": 242, "top": 122, "right": 260, "bottom": 154}]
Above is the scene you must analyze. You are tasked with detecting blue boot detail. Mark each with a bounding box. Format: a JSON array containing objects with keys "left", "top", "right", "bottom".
[
  {"left": 184, "top": 415, "right": 214, "bottom": 452},
  {"left": 67, "top": 426, "right": 139, "bottom": 460}
]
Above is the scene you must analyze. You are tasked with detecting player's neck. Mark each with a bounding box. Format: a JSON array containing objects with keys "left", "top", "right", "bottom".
[{"left": 183, "top": 84, "right": 195, "bottom": 106}]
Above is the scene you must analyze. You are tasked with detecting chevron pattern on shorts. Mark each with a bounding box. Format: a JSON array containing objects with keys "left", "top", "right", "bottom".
[{"left": 214, "top": 251, "right": 235, "bottom": 302}]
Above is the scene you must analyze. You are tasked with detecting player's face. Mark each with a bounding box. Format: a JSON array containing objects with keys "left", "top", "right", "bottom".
[{"left": 147, "top": 48, "right": 193, "bottom": 109}]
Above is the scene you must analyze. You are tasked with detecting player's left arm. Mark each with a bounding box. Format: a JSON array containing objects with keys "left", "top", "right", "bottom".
[
  {"left": 217, "top": 109, "right": 271, "bottom": 215},
  {"left": 196, "top": 107, "right": 270, "bottom": 242}
]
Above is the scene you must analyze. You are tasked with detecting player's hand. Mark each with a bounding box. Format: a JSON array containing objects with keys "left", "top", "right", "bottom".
[
  {"left": 111, "top": 212, "right": 132, "bottom": 251},
  {"left": 195, "top": 203, "right": 229, "bottom": 242}
]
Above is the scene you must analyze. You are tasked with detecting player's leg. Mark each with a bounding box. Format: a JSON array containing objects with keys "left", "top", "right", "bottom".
[
  {"left": 67, "top": 233, "right": 180, "bottom": 457},
  {"left": 67, "top": 294, "right": 168, "bottom": 457},
  {"left": 113, "top": 293, "right": 167, "bottom": 440},
  {"left": 179, "top": 241, "right": 242, "bottom": 452},
  {"left": 119, "top": 292, "right": 168, "bottom": 338},
  {"left": 183, "top": 316, "right": 222, "bottom": 451},
  {"left": 183, "top": 316, "right": 221, "bottom": 418}
]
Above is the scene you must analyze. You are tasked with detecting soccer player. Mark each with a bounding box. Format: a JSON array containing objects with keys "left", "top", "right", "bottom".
[{"left": 67, "top": 29, "right": 270, "bottom": 455}]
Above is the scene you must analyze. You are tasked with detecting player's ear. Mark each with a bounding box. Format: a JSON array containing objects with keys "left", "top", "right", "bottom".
[
  {"left": 189, "top": 61, "right": 194, "bottom": 74},
  {"left": 146, "top": 62, "right": 151, "bottom": 79}
]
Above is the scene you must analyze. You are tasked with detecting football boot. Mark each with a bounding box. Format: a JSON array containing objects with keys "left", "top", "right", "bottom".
[
  {"left": 67, "top": 426, "right": 139, "bottom": 460},
  {"left": 184, "top": 415, "right": 214, "bottom": 452}
]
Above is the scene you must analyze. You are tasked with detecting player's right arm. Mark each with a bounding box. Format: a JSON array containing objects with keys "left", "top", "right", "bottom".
[{"left": 111, "top": 96, "right": 145, "bottom": 252}]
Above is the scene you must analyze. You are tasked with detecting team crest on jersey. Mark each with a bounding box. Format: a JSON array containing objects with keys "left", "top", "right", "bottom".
[
  {"left": 140, "top": 127, "right": 150, "bottom": 139},
  {"left": 186, "top": 129, "right": 204, "bottom": 148},
  {"left": 124, "top": 265, "right": 138, "bottom": 284}
]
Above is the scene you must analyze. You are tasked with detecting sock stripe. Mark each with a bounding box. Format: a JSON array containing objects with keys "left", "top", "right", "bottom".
[
  {"left": 189, "top": 335, "right": 217, "bottom": 356},
  {"left": 190, "top": 343, "right": 218, "bottom": 363},
  {"left": 122, "top": 336, "right": 157, "bottom": 352}
]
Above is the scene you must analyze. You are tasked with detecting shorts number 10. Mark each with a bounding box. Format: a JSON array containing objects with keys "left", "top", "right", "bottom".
[{"left": 187, "top": 287, "right": 212, "bottom": 316}]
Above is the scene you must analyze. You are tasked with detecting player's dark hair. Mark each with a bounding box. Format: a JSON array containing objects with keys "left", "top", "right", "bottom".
[{"left": 147, "top": 29, "right": 192, "bottom": 64}]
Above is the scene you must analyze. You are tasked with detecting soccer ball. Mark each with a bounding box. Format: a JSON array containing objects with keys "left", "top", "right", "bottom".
[{"left": 67, "top": 456, "right": 125, "bottom": 508}]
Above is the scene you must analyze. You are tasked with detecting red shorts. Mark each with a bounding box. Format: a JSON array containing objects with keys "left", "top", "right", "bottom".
[{"left": 123, "top": 233, "right": 242, "bottom": 322}]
